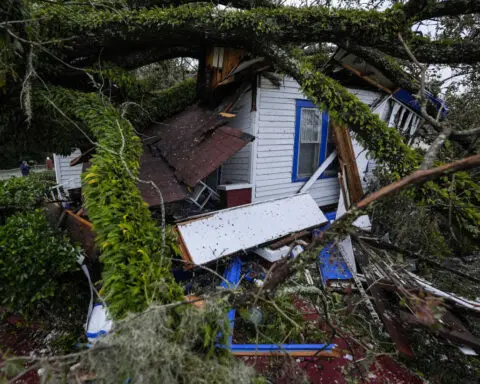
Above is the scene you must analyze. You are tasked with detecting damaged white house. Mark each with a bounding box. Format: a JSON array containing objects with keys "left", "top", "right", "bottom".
[{"left": 53, "top": 47, "right": 446, "bottom": 214}]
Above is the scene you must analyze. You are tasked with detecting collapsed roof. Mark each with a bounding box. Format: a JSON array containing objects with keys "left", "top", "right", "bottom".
[
  {"left": 139, "top": 105, "right": 254, "bottom": 207},
  {"left": 332, "top": 49, "right": 448, "bottom": 117}
]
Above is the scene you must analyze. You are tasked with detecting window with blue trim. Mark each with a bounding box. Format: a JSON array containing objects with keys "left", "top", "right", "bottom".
[{"left": 292, "top": 100, "right": 338, "bottom": 182}]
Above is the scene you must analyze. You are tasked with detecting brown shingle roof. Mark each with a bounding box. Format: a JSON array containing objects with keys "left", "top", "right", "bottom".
[{"left": 140, "top": 104, "right": 254, "bottom": 206}]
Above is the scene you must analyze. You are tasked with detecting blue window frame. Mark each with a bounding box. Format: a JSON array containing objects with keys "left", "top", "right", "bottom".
[{"left": 292, "top": 99, "right": 335, "bottom": 182}]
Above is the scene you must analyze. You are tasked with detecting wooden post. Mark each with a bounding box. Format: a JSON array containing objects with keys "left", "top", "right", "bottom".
[{"left": 332, "top": 121, "right": 364, "bottom": 206}]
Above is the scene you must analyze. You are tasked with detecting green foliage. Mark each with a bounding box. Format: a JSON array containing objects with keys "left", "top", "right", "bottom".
[
  {"left": 134, "top": 59, "right": 195, "bottom": 90},
  {"left": 236, "top": 296, "right": 315, "bottom": 344},
  {"left": 68, "top": 303, "right": 255, "bottom": 384},
  {"left": 0, "top": 210, "right": 79, "bottom": 315},
  {"left": 0, "top": 173, "right": 54, "bottom": 211},
  {"left": 419, "top": 170, "right": 480, "bottom": 253},
  {"left": 371, "top": 185, "right": 452, "bottom": 258},
  {"left": 298, "top": 64, "right": 421, "bottom": 178},
  {"left": 122, "top": 77, "right": 197, "bottom": 130},
  {"left": 404, "top": 330, "right": 480, "bottom": 384},
  {"left": 34, "top": 3, "right": 404, "bottom": 45},
  {"left": 371, "top": 163, "right": 480, "bottom": 257},
  {"left": 42, "top": 86, "right": 184, "bottom": 319}
]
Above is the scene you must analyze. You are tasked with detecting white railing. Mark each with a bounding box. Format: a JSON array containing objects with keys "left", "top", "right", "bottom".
[{"left": 48, "top": 177, "right": 77, "bottom": 203}]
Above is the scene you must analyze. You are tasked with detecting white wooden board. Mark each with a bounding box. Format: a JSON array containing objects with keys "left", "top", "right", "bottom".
[{"left": 177, "top": 194, "right": 327, "bottom": 265}]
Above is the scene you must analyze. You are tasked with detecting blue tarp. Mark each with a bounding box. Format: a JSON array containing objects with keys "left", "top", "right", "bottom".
[{"left": 230, "top": 343, "right": 334, "bottom": 353}]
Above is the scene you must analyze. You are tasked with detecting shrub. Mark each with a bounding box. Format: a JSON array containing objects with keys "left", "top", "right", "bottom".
[
  {"left": 0, "top": 210, "right": 80, "bottom": 315},
  {"left": 0, "top": 173, "right": 54, "bottom": 212}
]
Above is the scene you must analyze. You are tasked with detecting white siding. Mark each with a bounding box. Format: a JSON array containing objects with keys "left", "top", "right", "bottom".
[
  {"left": 254, "top": 76, "right": 383, "bottom": 206},
  {"left": 53, "top": 149, "right": 83, "bottom": 189},
  {"left": 220, "top": 90, "right": 253, "bottom": 184}
]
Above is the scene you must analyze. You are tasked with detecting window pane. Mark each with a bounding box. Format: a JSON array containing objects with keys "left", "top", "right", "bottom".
[
  {"left": 324, "top": 125, "right": 339, "bottom": 177},
  {"left": 298, "top": 143, "right": 319, "bottom": 177},
  {"left": 324, "top": 142, "right": 339, "bottom": 176},
  {"left": 300, "top": 109, "right": 321, "bottom": 143}
]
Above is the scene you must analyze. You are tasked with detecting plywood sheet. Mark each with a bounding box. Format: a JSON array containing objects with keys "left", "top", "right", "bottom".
[{"left": 177, "top": 194, "right": 327, "bottom": 265}]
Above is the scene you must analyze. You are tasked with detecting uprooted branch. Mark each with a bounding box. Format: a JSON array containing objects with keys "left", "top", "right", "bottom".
[{"left": 356, "top": 154, "right": 480, "bottom": 209}]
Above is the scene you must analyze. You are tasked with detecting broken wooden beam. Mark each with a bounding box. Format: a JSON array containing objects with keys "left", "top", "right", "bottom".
[{"left": 332, "top": 122, "right": 364, "bottom": 206}]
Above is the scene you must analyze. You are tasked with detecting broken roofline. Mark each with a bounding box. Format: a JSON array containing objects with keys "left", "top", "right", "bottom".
[{"left": 331, "top": 48, "right": 448, "bottom": 118}]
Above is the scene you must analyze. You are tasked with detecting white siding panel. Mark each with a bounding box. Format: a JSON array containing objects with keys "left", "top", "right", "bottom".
[
  {"left": 256, "top": 179, "right": 296, "bottom": 188},
  {"left": 257, "top": 139, "right": 292, "bottom": 146},
  {"left": 348, "top": 88, "right": 382, "bottom": 106},
  {"left": 257, "top": 161, "right": 293, "bottom": 169},
  {"left": 53, "top": 149, "right": 83, "bottom": 189},
  {"left": 254, "top": 76, "right": 360, "bottom": 207},
  {"left": 220, "top": 91, "right": 253, "bottom": 184},
  {"left": 257, "top": 151, "right": 294, "bottom": 159},
  {"left": 260, "top": 109, "right": 296, "bottom": 116},
  {"left": 256, "top": 156, "right": 293, "bottom": 164},
  {"left": 259, "top": 114, "right": 296, "bottom": 123},
  {"left": 260, "top": 102, "right": 295, "bottom": 111},
  {"left": 256, "top": 173, "right": 292, "bottom": 182},
  {"left": 257, "top": 133, "right": 294, "bottom": 139},
  {"left": 257, "top": 126, "right": 295, "bottom": 133},
  {"left": 256, "top": 167, "right": 291, "bottom": 175},
  {"left": 253, "top": 76, "right": 388, "bottom": 207}
]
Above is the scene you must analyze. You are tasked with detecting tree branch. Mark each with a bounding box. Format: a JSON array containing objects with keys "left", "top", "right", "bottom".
[
  {"left": 243, "top": 154, "right": 480, "bottom": 302},
  {"left": 356, "top": 155, "right": 480, "bottom": 209},
  {"left": 408, "top": 0, "right": 480, "bottom": 21},
  {"left": 452, "top": 126, "right": 480, "bottom": 137}
]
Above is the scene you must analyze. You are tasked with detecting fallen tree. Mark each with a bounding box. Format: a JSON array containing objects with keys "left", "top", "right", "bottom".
[{"left": 1, "top": 0, "right": 480, "bottom": 382}]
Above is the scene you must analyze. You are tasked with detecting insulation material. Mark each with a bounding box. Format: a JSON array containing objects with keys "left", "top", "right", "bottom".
[
  {"left": 177, "top": 194, "right": 327, "bottom": 265},
  {"left": 253, "top": 244, "right": 304, "bottom": 263},
  {"left": 253, "top": 246, "right": 290, "bottom": 263}
]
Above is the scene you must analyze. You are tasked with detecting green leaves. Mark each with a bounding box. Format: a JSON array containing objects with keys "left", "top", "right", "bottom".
[
  {"left": 42, "top": 86, "right": 185, "bottom": 319},
  {"left": 298, "top": 64, "right": 421, "bottom": 178},
  {"left": 0, "top": 210, "right": 79, "bottom": 316},
  {"left": 0, "top": 172, "right": 55, "bottom": 212}
]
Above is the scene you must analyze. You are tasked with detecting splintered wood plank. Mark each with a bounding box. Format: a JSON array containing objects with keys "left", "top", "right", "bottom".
[{"left": 332, "top": 122, "right": 364, "bottom": 206}]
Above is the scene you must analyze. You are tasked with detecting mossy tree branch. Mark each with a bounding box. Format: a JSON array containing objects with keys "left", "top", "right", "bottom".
[
  {"left": 21, "top": 2, "right": 480, "bottom": 84},
  {"left": 405, "top": 0, "right": 480, "bottom": 21},
  {"left": 40, "top": 85, "right": 185, "bottom": 319},
  {"left": 265, "top": 45, "right": 420, "bottom": 178}
]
